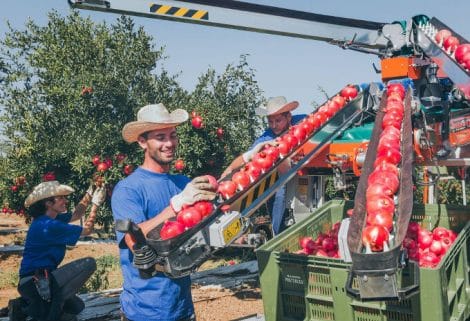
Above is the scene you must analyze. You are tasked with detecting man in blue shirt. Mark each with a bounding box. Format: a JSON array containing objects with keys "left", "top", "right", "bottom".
[
  {"left": 112, "top": 103, "right": 217, "bottom": 321},
  {"left": 13, "top": 180, "right": 106, "bottom": 321},
  {"left": 221, "top": 96, "right": 306, "bottom": 235}
]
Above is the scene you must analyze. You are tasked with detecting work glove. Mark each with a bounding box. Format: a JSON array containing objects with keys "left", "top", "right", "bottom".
[
  {"left": 242, "top": 140, "right": 276, "bottom": 162},
  {"left": 91, "top": 186, "right": 107, "bottom": 207},
  {"left": 86, "top": 183, "right": 96, "bottom": 198},
  {"left": 170, "top": 176, "right": 217, "bottom": 212}
]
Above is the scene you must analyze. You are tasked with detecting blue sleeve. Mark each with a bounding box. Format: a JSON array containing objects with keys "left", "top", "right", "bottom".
[
  {"left": 47, "top": 219, "right": 82, "bottom": 246},
  {"left": 292, "top": 114, "right": 307, "bottom": 125},
  {"left": 56, "top": 212, "right": 72, "bottom": 223}
]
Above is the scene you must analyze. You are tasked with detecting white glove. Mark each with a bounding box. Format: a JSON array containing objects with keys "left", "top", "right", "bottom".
[
  {"left": 170, "top": 176, "right": 217, "bottom": 212},
  {"left": 91, "top": 187, "right": 107, "bottom": 207},
  {"left": 86, "top": 184, "right": 95, "bottom": 198},
  {"left": 242, "top": 140, "right": 275, "bottom": 162}
]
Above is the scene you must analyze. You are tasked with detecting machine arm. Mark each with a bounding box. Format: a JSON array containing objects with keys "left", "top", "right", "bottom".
[{"left": 69, "top": 0, "right": 407, "bottom": 56}]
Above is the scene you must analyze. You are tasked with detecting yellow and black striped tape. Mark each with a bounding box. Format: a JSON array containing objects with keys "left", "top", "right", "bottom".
[
  {"left": 149, "top": 4, "right": 208, "bottom": 20},
  {"left": 238, "top": 171, "right": 279, "bottom": 212}
]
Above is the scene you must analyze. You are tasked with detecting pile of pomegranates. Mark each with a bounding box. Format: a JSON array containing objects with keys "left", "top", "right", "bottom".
[
  {"left": 433, "top": 28, "right": 470, "bottom": 71},
  {"left": 295, "top": 221, "right": 341, "bottom": 258},
  {"left": 361, "top": 83, "right": 405, "bottom": 253},
  {"left": 403, "top": 221, "right": 457, "bottom": 268}
]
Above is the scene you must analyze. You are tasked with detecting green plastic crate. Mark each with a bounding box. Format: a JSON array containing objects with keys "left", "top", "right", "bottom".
[{"left": 256, "top": 200, "right": 470, "bottom": 321}]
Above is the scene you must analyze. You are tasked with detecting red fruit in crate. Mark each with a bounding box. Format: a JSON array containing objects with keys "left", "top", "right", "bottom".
[
  {"left": 366, "top": 195, "right": 395, "bottom": 216},
  {"left": 443, "top": 36, "right": 460, "bottom": 52},
  {"left": 299, "top": 237, "right": 316, "bottom": 254},
  {"left": 217, "top": 180, "right": 237, "bottom": 199},
  {"left": 160, "top": 220, "right": 185, "bottom": 240},
  {"left": 367, "top": 211, "right": 394, "bottom": 231},
  {"left": 252, "top": 152, "right": 274, "bottom": 172},
  {"left": 362, "top": 225, "right": 390, "bottom": 252},
  {"left": 177, "top": 207, "right": 202, "bottom": 228},
  {"left": 244, "top": 162, "right": 261, "bottom": 182},
  {"left": 407, "top": 222, "right": 420, "bottom": 239},
  {"left": 174, "top": 159, "right": 185, "bottom": 171},
  {"left": 419, "top": 251, "right": 439, "bottom": 268},
  {"left": 321, "top": 237, "right": 336, "bottom": 251},
  {"left": 418, "top": 229, "right": 433, "bottom": 250},
  {"left": 315, "top": 249, "right": 328, "bottom": 257},
  {"left": 435, "top": 29, "right": 452, "bottom": 44},
  {"left": 432, "top": 227, "right": 450, "bottom": 240},
  {"left": 194, "top": 201, "right": 214, "bottom": 218},
  {"left": 191, "top": 116, "right": 203, "bottom": 129},
  {"left": 440, "top": 237, "right": 454, "bottom": 253},
  {"left": 340, "top": 85, "right": 358, "bottom": 100},
  {"left": 429, "top": 240, "right": 444, "bottom": 256},
  {"left": 205, "top": 175, "right": 218, "bottom": 190},
  {"left": 402, "top": 237, "right": 417, "bottom": 250},
  {"left": 232, "top": 171, "right": 251, "bottom": 190}
]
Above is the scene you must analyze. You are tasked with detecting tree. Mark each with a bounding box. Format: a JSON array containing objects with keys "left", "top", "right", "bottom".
[
  {"left": 0, "top": 11, "right": 264, "bottom": 229},
  {"left": 175, "top": 55, "right": 264, "bottom": 177},
  {"left": 0, "top": 11, "right": 183, "bottom": 228}
]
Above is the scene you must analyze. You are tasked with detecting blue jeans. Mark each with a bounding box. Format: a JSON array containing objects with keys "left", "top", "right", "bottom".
[{"left": 268, "top": 186, "right": 286, "bottom": 235}]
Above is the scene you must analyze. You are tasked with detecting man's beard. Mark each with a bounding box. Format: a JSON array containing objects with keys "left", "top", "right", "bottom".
[{"left": 150, "top": 151, "right": 174, "bottom": 166}]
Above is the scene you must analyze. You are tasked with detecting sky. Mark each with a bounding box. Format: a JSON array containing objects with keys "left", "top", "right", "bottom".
[{"left": 1, "top": 0, "right": 469, "bottom": 116}]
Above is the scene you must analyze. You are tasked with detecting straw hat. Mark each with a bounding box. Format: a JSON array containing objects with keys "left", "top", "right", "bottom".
[
  {"left": 122, "top": 103, "right": 189, "bottom": 143},
  {"left": 255, "top": 96, "right": 299, "bottom": 116},
  {"left": 24, "top": 181, "right": 75, "bottom": 208}
]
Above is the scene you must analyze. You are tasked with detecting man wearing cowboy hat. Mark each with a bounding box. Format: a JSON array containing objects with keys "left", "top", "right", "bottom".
[
  {"left": 222, "top": 96, "right": 306, "bottom": 235},
  {"left": 111, "top": 103, "right": 217, "bottom": 321},
  {"left": 12, "top": 180, "right": 107, "bottom": 321}
]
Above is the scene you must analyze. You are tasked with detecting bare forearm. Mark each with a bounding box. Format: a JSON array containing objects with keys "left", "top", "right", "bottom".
[{"left": 71, "top": 194, "right": 92, "bottom": 222}]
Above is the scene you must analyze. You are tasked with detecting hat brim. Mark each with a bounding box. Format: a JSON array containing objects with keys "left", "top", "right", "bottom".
[
  {"left": 122, "top": 109, "right": 188, "bottom": 143},
  {"left": 24, "top": 185, "right": 75, "bottom": 208},
  {"left": 255, "top": 101, "right": 299, "bottom": 116}
]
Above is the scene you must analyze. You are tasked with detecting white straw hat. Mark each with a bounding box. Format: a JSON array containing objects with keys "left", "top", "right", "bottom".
[
  {"left": 24, "top": 181, "right": 75, "bottom": 208},
  {"left": 255, "top": 96, "right": 299, "bottom": 116},
  {"left": 122, "top": 103, "right": 189, "bottom": 143}
]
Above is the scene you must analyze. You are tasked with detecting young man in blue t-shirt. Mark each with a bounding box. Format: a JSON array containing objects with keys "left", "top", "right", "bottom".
[
  {"left": 221, "top": 96, "right": 306, "bottom": 235},
  {"left": 112, "top": 103, "right": 217, "bottom": 321},
  {"left": 12, "top": 180, "right": 106, "bottom": 321}
]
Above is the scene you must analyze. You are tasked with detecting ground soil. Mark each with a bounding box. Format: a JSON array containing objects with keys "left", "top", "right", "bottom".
[{"left": 0, "top": 215, "right": 264, "bottom": 321}]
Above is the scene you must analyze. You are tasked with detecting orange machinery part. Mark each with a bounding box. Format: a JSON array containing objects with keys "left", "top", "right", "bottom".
[
  {"left": 381, "top": 57, "right": 421, "bottom": 81},
  {"left": 301, "top": 140, "right": 366, "bottom": 170}
]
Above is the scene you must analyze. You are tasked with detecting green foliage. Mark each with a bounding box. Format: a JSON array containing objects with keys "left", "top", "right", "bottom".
[
  {"left": 175, "top": 55, "right": 264, "bottom": 177},
  {"left": 0, "top": 11, "right": 264, "bottom": 228},
  {"left": 80, "top": 254, "right": 119, "bottom": 292}
]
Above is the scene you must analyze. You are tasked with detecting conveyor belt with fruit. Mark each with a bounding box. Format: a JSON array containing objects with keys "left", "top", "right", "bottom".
[{"left": 71, "top": 0, "right": 470, "bottom": 301}]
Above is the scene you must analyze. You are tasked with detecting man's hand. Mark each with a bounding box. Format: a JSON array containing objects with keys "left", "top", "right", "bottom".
[
  {"left": 86, "top": 183, "right": 95, "bottom": 198},
  {"left": 170, "top": 176, "right": 217, "bottom": 212},
  {"left": 242, "top": 140, "right": 276, "bottom": 162},
  {"left": 91, "top": 187, "right": 107, "bottom": 207}
]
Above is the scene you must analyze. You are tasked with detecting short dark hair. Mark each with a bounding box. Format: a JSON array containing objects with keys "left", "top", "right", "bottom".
[
  {"left": 27, "top": 197, "right": 54, "bottom": 218},
  {"left": 139, "top": 132, "right": 149, "bottom": 140}
]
